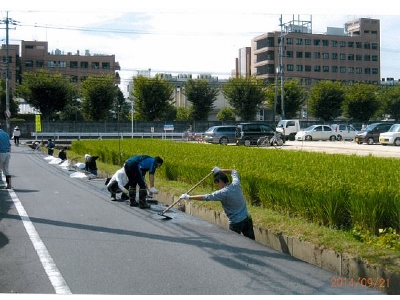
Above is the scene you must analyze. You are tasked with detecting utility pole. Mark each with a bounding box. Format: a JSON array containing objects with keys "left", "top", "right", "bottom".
[
  {"left": 1, "top": 12, "right": 18, "bottom": 134},
  {"left": 278, "top": 15, "right": 285, "bottom": 120}
]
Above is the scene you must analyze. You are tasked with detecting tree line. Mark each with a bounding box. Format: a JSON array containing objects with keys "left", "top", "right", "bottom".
[{"left": 1, "top": 69, "right": 400, "bottom": 123}]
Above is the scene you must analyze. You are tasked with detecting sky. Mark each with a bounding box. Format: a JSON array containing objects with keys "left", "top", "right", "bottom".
[{"left": 1, "top": 0, "right": 399, "bottom": 94}]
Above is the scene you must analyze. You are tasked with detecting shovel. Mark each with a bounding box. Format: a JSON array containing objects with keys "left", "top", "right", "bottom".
[{"left": 158, "top": 171, "right": 213, "bottom": 219}]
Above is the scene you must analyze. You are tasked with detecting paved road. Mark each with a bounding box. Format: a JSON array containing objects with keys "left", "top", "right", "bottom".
[{"left": 0, "top": 144, "right": 385, "bottom": 295}]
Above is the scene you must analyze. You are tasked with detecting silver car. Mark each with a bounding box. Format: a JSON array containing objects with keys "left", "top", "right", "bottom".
[
  {"left": 295, "top": 125, "right": 337, "bottom": 141},
  {"left": 204, "top": 125, "right": 236, "bottom": 145}
]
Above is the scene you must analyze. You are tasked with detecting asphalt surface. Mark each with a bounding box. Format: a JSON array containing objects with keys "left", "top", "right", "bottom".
[{"left": 0, "top": 142, "right": 387, "bottom": 295}]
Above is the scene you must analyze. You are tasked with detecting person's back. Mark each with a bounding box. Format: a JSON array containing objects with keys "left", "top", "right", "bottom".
[
  {"left": 85, "top": 154, "right": 98, "bottom": 175},
  {"left": 58, "top": 148, "right": 67, "bottom": 161}
]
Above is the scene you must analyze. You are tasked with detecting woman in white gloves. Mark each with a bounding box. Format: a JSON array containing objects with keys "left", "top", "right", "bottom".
[
  {"left": 181, "top": 167, "right": 255, "bottom": 240},
  {"left": 106, "top": 167, "right": 130, "bottom": 202}
]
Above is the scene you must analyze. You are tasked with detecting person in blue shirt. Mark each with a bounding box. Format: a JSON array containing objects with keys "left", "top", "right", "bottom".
[
  {"left": 180, "top": 167, "right": 255, "bottom": 240},
  {"left": 47, "top": 139, "right": 55, "bottom": 156},
  {"left": 0, "top": 128, "right": 12, "bottom": 189},
  {"left": 123, "top": 155, "right": 163, "bottom": 209}
]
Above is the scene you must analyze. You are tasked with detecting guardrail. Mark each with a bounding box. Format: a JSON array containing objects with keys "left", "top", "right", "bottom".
[{"left": 30, "top": 131, "right": 203, "bottom": 141}]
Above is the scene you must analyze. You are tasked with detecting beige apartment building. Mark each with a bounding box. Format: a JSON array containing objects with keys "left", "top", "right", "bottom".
[{"left": 251, "top": 17, "right": 380, "bottom": 85}]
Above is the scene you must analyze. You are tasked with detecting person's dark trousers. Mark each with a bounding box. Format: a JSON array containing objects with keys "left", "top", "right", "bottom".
[{"left": 229, "top": 216, "right": 255, "bottom": 240}]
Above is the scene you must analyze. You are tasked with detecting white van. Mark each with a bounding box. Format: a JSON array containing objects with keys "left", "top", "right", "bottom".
[{"left": 379, "top": 124, "right": 400, "bottom": 146}]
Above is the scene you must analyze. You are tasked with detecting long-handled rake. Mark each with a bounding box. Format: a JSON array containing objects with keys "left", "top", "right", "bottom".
[{"left": 158, "top": 171, "right": 213, "bottom": 219}]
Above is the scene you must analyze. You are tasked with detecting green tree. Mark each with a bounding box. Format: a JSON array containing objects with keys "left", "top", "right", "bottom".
[
  {"left": 265, "top": 79, "right": 306, "bottom": 120},
  {"left": 132, "top": 75, "right": 174, "bottom": 121},
  {"left": 16, "top": 69, "right": 74, "bottom": 121},
  {"left": 222, "top": 76, "right": 265, "bottom": 121},
  {"left": 175, "top": 107, "right": 191, "bottom": 121},
  {"left": 342, "top": 83, "right": 380, "bottom": 122},
  {"left": 381, "top": 85, "right": 400, "bottom": 121},
  {"left": 217, "top": 107, "right": 236, "bottom": 121},
  {"left": 184, "top": 79, "right": 218, "bottom": 121},
  {"left": 308, "top": 80, "right": 345, "bottom": 121},
  {"left": 81, "top": 75, "right": 117, "bottom": 121}
]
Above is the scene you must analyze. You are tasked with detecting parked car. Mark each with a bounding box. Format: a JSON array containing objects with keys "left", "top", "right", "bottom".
[
  {"left": 379, "top": 124, "right": 400, "bottom": 146},
  {"left": 331, "top": 124, "right": 358, "bottom": 141},
  {"left": 235, "top": 123, "right": 275, "bottom": 146},
  {"left": 354, "top": 122, "right": 394, "bottom": 145},
  {"left": 295, "top": 125, "right": 337, "bottom": 141},
  {"left": 203, "top": 125, "right": 237, "bottom": 145}
]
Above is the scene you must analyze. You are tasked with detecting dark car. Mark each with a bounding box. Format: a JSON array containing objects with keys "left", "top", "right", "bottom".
[
  {"left": 354, "top": 122, "right": 394, "bottom": 145},
  {"left": 235, "top": 123, "right": 275, "bottom": 146},
  {"left": 203, "top": 125, "right": 237, "bottom": 145}
]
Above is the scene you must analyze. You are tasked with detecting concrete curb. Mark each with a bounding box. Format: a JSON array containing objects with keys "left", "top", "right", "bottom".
[{"left": 156, "top": 191, "right": 399, "bottom": 295}]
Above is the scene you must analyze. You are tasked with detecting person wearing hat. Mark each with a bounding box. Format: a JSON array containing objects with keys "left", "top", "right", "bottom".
[
  {"left": 12, "top": 126, "right": 21, "bottom": 146},
  {"left": 180, "top": 167, "right": 255, "bottom": 240},
  {"left": 47, "top": 139, "right": 55, "bottom": 156},
  {"left": 123, "top": 155, "right": 163, "bottom": 209},
  {"left": 85, "top": 154, "right": 99, "bottom": 176}
]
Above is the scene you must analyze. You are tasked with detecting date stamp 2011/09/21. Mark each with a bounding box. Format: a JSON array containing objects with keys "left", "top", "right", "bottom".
[{"left": 331, "top": 277, "right": 389, "bottom": 289}]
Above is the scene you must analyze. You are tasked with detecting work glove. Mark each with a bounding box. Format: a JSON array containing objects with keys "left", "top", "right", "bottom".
[
  {"left": 212, "top": 166, "right": 220, "bottom": 174},
  {"left": 149, "top": 187, "right": 159, "bottom": 194},
  {"left": 180, "top": 193, "right": 190, "bottom": 200},
  {"left": 121, "top": 188, "right": 129, "bottom": 195}
]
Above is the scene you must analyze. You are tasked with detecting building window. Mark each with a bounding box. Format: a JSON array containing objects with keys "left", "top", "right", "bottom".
[
  {"left": 372, "top": 68, "right": 378, "bottom": 74},
  {"left": 322, "top": 53, "right": 329, "bottom": 59},
  {"left": 331, "top": 66, "right": 338, "bottom": 73},
  {"left": 24, "top": 60, "right": 33, "bottom": 67},
  {"left": 286, "top": 38, "right": 293, "bottom": 45},
  {"left": 314, "top": 52, "right": 321, "bottom": 59},
  {"left": 305, "top": 65, "right": 311, "bottom": 72},
  {"left": 339, "top": 41, "right": 346, "bottom": 47},
  {"left": 287, "top": 64, "right": 294, "bottom": 71},
  {"left": 305, "top": 52, "right": 311, "bottom": 59},
  {"left": 372, "top": 55, "right": 378, "bottom": 61},
  {"left": 371, "top": 43, "right": 378, "bottom": 50},
  {"left": 323, "top": 66, "right": 329, "bottom": 72},
  {"left": 80, "top": 62, "right": 89, "bottom": 69},
  {"left": 102, "top": 62, "right": 111, "bottom": 69},
  {"left": 36, "top": 60, "right": 44, "bottom": 68},
  {"left": 322, "top": 40, "right": 329, "bottom": 46},
  {"left": 364, "top": 68, "right": 371, "bottom": 74},
  {"left": 348, "top": 41, "right": 354, "bottom": 48},
  {"left": 70, "top": 75, "right": 78, "bottom": 82},
  {"left": 331, "top": 53, "right": 338, "bottom": 60},
  {"left": 296, "top": 65, "right": 303, "bottom": 71},
  {"left": 91, "top": 62, "right": 100, "bottom": 69},
  {"left": 356, "top": 67, "right": 362, "bottom": 74},
  {"left": 356, "top": 42, "right": 362, "bottom": 48},
  {"left": 314, "top": 65, "right": 321, "bottom": 72},
  {"left": 296, "top": 52, "right": 303, "bottom": 58},
  {"left": 305, "top": 39, "right": 311, "bottom": 45},
  {"left": 286, "top": 51, "right": 293, "bottom": 58},
  {"left": 364, "top": 55, "right": 371, "bottom": 61},
  {"left": 348, "top": 67, "right": 354, "bottom": 73},
  {"left": 313, "top": 39, "right": 320, "bottom": 46},
  {"left": 296, "top": 38, "right": 303, "bottom": 45},
  {"left": 70, "top": 61, "right": 78, "bottom": 68},
  {"left": 364, "top": 43, "right": 371, "bottom": 49},
  {"left": 340, "top": 66, "right": 346, "bottom": 73},
  {"left": 331, "top": 40, "right": 338, "bottom": 47},
  {"left": 356, "top": 55, "right": 363, "bottom": 61},
  {"left": 60, "top": 61, "right": 66, "bottom": 68},
  {"left": 25, "top": 45, "right": 34, "bottom": 49},
  {"left": 348, "top": 54, "right": 354, "bottom": 61},
  {"left": 48, "top": 61, "right": 56, "bottom": 68},
  {"left": 340, "top": 53, "right": 346, "bottom": 60}
]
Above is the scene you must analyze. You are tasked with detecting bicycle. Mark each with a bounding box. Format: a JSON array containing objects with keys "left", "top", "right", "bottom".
[{"left": 257, "top": 131, "right": 284, "bottom": 149}]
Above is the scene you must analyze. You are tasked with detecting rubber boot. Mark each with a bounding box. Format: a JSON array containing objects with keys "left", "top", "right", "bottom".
[
  {"left": 138, "top": 188, "right": 150, "bottom": 209},
  {"left": 5, "top": 175, "right": 12, "bottom": 189},
  {"left": 129, "top": 187, "right": 138, "bottom": 207}
]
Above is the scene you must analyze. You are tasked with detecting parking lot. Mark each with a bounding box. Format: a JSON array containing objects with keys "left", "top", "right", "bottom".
[{"left": 282, "top": 140, "right": 400, "bottom": 158}]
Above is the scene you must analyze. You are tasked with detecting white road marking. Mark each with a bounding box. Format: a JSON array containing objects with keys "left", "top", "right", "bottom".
[{"left": 6, "top": 183, "right": 72, "bottom": 294}]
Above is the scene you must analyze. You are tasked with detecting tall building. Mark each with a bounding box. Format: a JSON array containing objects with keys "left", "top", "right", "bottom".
[
  {"left": 0, "top": 44, "right": 20, "bottom": 97},
  {"left": 251, "top": 17, "right": 380, "bottom": 85},
  {"left": 233, "top": 47, "right": 252, "bottom": 77},
  {"left": 20, "top": 41, "right": 121, "bottom": 85}
]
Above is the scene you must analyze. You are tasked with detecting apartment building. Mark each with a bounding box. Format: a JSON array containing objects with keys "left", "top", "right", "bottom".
[
  {"left": 251, "top": 17, "right": 380, "bottom": 85},
  {"left": 0, "top": 44, "right": 20, "bottom": 96},
  {"left": 20, "top": 40, "right": 121, "bottom": 85}
]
